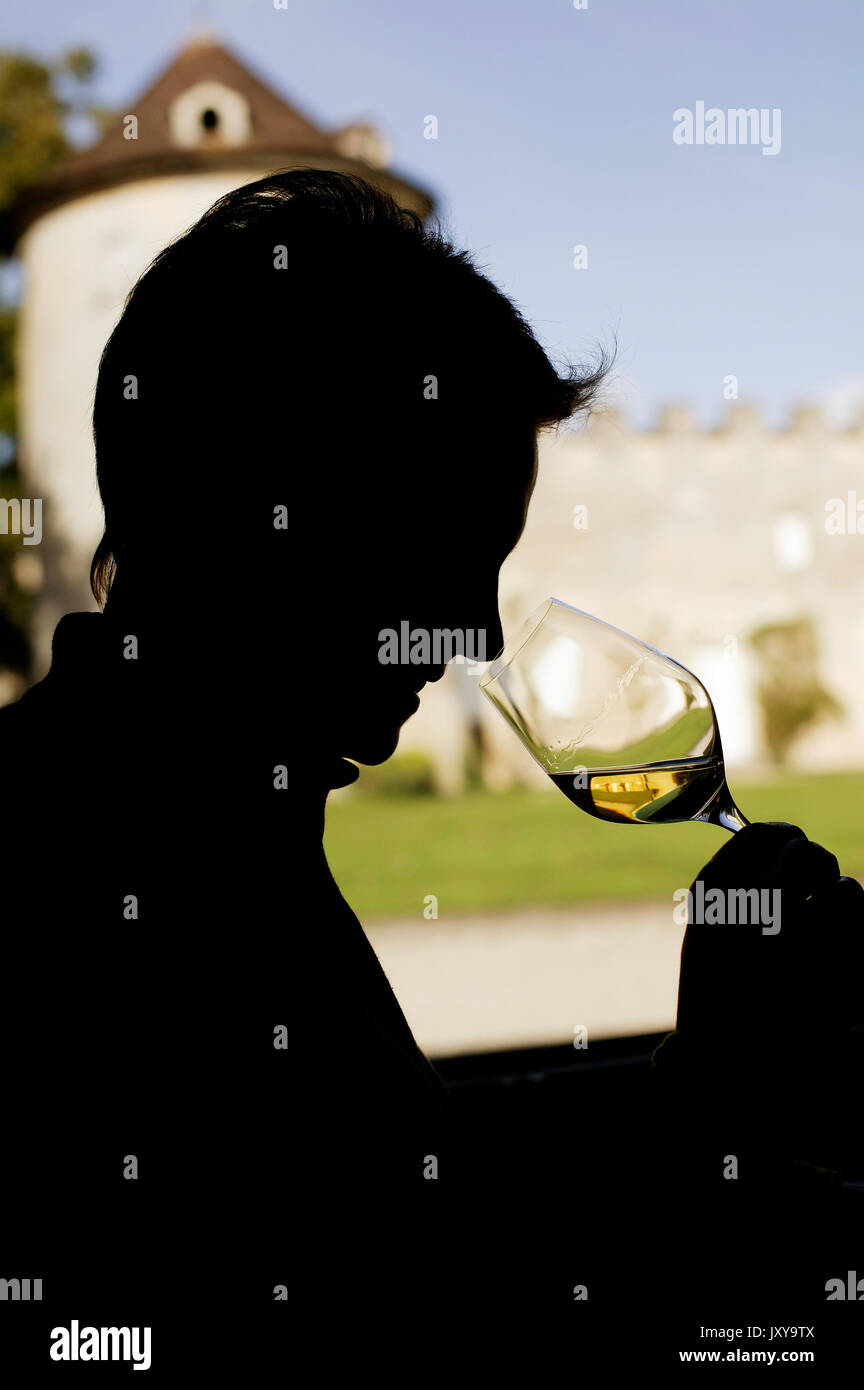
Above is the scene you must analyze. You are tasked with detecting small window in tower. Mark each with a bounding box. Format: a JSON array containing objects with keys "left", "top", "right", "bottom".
[{"left": 170, "top": 83, "right": 250, "bottom": 147}]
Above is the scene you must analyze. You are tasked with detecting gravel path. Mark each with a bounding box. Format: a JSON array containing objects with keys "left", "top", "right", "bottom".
[{"left": 365, "top": 901, "right": 686, "bottom": 1057}]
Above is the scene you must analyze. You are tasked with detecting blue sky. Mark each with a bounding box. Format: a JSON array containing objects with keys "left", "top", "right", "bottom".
[{"left": 4, "top": 0, "right": 864, "bottom": 426}]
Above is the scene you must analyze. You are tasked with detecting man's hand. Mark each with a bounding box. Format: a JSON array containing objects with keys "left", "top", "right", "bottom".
[{"left": 675, "top": 822, "right": 864, "bottom": 1169}]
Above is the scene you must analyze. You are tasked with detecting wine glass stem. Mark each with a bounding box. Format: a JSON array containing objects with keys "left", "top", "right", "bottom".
[
  {"left": 697, "top": 781, "right": 750, "bottom": 833},
  {"left": 714, "top": 802, "right": 749, "bottom": 833}
]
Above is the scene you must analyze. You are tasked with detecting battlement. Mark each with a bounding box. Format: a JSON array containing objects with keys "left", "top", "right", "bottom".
[{"left": 583, "top": 401, "right": 864, "bottom": 438}]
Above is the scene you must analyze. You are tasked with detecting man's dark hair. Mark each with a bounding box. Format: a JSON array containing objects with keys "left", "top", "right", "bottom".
[{"left": 91, "top": 168, "right": 608, "bottom": 604}]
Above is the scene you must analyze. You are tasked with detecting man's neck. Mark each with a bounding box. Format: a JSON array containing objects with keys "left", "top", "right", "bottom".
[{"left": 294, "top": 757, "right": 359, "bottom": 849}]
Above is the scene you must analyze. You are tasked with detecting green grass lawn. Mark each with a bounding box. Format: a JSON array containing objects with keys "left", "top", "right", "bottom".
[{"left": 324, "top": 771, "right": 864, "bottom": 919}]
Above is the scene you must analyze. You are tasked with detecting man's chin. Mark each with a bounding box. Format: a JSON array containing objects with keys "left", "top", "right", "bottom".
[{"left": 344, "top": 728, "right": 402, "bottom": 767}]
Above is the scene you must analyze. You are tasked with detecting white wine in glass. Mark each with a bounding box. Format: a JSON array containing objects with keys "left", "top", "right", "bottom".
[{"left": 479, "top": 598, "right": 748, "bottom": 833}]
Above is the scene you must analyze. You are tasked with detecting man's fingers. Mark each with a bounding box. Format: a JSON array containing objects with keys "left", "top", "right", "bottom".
[
  {"left": 700, "top": 821, "right": 807, "bottom": 884},
  {"left": 696, "top": 824, "right": 846, "bottom": 910},
  {"left": 777, "top": 837, "right": 840, "bottom": 898}
]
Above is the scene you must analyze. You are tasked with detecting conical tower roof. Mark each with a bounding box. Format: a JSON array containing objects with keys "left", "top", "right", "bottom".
[{"left": 2, "top": 33, "right": 434, "bottom": 246}]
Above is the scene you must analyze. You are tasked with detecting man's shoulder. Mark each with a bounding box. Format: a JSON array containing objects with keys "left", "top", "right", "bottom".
[
  {"left": 0, "top": 674, "right": 74, "bottom": 805},
  {"left": 0, "top": 678, "right": 48, "bottom": 733},
  {"left": 0, "top": 674, "right": 54, "bottom": 735}
]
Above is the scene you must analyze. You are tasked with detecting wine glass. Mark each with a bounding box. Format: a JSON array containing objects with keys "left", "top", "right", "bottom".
[{"left": 479, "top": 598, "right": 749, "bottom": 832}]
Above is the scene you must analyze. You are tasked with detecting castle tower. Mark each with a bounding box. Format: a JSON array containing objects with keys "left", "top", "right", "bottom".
[{"left": 3, "top": 32, "right": 434, "bottom": 671}]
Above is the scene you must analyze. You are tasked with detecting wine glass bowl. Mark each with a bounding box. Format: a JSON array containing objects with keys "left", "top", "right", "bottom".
[{"left": 480, "top": 598, "right": 748, "bottom": 832}]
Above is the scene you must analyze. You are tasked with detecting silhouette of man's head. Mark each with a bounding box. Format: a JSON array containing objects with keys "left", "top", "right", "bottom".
[{"left": 92, "top": 169, "right": 605, "bottom": 773}]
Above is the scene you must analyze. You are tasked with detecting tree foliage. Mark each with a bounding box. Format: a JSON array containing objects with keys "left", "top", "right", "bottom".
[
  {"left": 0, "top": 48, "right": 104, "bottom": 678},
  {"left": 750, "top": 616, "right": 843, "bottom": 764}
]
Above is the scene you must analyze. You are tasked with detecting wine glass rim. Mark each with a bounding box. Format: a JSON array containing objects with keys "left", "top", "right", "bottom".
[
  {"left": 481, "top": 597, "right": 656, "bottom": 686},
  {"left": 480, "top": 596, "right": 703, "bottom": 690},
  {"left": 479, "top": 597, "right": 554, "bottom": 687}
]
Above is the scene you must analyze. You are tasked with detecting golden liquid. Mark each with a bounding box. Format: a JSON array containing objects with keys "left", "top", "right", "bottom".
[{"left": 550, "top": 755, "right": 725, "bottom": 825}]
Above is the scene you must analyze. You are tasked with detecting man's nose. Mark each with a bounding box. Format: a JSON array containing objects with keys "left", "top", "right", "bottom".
[
  {"left": 428, "top": 585, "right": 504, "bottom": 666},
  {"left": 484, "top": 610, "right": 505, "bottom": 663},
  {"left": 469, "top": 594, "right": 504, "bottom": 665}
]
